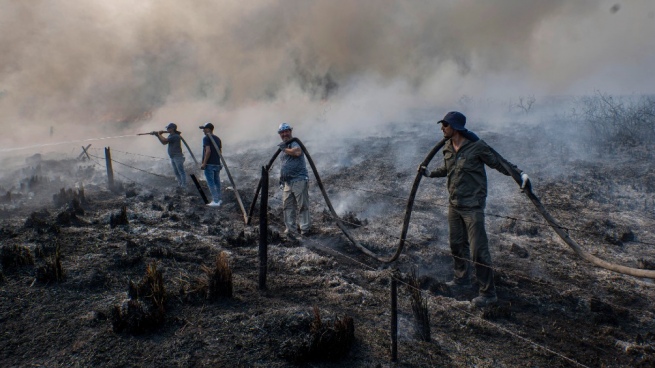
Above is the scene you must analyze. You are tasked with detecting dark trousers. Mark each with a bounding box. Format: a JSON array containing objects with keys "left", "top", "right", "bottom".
[{"left": 448, "top": 206, "right": 496, "bottom": 297}]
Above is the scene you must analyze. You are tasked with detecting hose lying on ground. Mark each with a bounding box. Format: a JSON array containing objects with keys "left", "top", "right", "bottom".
[
  {"left": 490, "top": 148, "right": 655, "bottom": 279},
  {"left": 250, "top": 138, "right": 655, "bottom": 278}
]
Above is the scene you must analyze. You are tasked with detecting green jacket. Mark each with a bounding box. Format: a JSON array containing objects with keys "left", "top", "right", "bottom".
[{"left": 428, "top": 139, "right": 517, "bottom": 208}]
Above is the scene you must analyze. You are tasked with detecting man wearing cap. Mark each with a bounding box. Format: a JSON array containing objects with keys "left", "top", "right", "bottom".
[
  {"left": 277, "top": 123, "right": 311, "bottom": 236},
  {"left": 199, "top": 122, "right": 222, "bottom": 207},
  {"left": 156, "top": 123, "right": 187, "bottom": 188},
  {"left": 419, "top": 111, "right": 530, "bottom": 308}
]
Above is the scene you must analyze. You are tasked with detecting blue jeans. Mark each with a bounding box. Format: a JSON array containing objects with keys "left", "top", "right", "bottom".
[
  {"left": 170, "top": 156, "right": 186, "bottom": 187},
  {"left": 204, "top": 164, "right": 222, "bottom": 202}
]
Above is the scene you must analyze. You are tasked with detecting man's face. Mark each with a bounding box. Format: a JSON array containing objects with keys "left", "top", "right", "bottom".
[
  {"left": 166, "top": 127, "right": 175, "bottom": 134},
  {"left": 202, "top": 127, "right": 212, "bottom": 135},
  {"left": 279, "top": 129, "right": 292, "bottom": 142},
  {"left": 441, "top": 122, "right": 454, "bottom": 139}
]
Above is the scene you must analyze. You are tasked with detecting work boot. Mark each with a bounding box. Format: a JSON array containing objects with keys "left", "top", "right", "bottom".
[
  {"left": 471, "top": 295, "right": 498, "bottom": 308},
  {"left": 207, "top": 200, "right": 222, "bottom": 207},
  {"left": 300, "top": 228, "right": 312, "bottom": 236}
]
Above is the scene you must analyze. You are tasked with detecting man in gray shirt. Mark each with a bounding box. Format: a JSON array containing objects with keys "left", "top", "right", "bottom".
[
  {"left": 157, "top": 123, "right": 187, "bottom": 188},
  {"left": 277, "top": 123, "right": 311, "bottom": 236}
]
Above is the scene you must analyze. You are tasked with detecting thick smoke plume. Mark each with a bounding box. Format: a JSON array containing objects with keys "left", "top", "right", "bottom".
[{"left": 1, "top": 0, "right": 654, "bottom": 151}]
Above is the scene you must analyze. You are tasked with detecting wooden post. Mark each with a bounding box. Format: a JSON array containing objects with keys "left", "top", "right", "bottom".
[
  {"left": 190, "top": 174, "right": 209, "bottom": 204},
  {"left": 390, "top": 271, "right": 398, "bottom": 362},
  {"left": 104, "top": 147, "right": 114, "bottom": 189},
  {"left": 258, "top": 166, "right": 269, "bottom": 290},
  {"left": 78, "top": 144, "right": 92, "bottom": 160}
]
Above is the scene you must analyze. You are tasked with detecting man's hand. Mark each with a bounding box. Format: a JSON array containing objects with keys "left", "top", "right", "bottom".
[
  {"left": 520, "top": 172, "right": 530, "bottom": 191},
  {"left": 277, "top": 142, "right": 287, "bottom": 150},
  {"left": 150, "top": 131, "right": 157, "bottom": 135},
  {"left": 158, "top": 130, "right": 165, "bottom": 135},
  {"left": 418, "top": 165, "right": 429, "bottom": 177},
  {"left": 201, "top": 164, "right": 207, "bottom": 170}
]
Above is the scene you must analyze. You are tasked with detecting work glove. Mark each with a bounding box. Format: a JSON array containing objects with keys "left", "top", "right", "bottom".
[
  {"left": 520, "top": 172, "right": 530, "bottom": 191},
  {"left": 277, "top": 142, "right": 287, "bottom": 150},
  {"left": 150, "top": 131, "right": 157, "bottom": 135},
  {"left": 418, "top": 165, "right": 429, "bottom": 178}
]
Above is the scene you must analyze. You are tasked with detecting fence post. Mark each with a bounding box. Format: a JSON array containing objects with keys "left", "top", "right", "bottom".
[
  {"left": 104, "top": 147, "right": 114, "bottom": 189},
  {"left": 390, "top": 270, "right": 398, "bottom": 362},
  {"left": 258, "top": 166, "right": 268, "bottom": 290},
  {"left": 190, "top": 174, "right": 209, "bottom": 204}
]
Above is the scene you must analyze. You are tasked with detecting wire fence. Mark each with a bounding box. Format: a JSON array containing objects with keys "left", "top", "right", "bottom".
[
  {"left": 85, "top": 146, "right": 655, "bottom": 248},
  {"left": 14, "top": 143, "right": 640, "bottom": 367},
  {"left": 263, "top": 214, "right": 592, "bottom": 368}
]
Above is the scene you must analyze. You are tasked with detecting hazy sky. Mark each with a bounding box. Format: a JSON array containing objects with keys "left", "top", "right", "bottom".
[{"left": 1, "top": 0, "right": 654, "bottom": 149}]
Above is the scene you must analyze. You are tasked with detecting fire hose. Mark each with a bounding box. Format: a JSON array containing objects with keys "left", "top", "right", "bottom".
[
  {"left": 248, "top": 137, "right": 446, "bottom": 263},
  {"left": 250, "top": 137, "right": 655, "bottom": 279},
  {"left": 490, "top": 147, "right": 655, "bottom": 279}
]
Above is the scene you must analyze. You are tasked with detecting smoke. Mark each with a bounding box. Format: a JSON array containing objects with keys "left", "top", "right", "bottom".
[{"left": 1, "top": 0, "right": 654, "bottom": 152}]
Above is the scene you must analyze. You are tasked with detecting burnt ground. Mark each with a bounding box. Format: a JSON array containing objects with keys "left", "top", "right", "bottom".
[{"left": 1, "top": 122, "right": 655, "bottom": 367}]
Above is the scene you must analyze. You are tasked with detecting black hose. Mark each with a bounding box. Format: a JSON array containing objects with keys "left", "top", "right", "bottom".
[
  {"left": 249, "top": 137, "right": 447, "bottom": 263},
  {"left": 490, "top": 148, "right": 655, "bottom": 279}
]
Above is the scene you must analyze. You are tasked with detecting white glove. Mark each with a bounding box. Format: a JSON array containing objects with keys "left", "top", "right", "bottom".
[
  {"left": 418, "top": 165, "right": 429, "bottom": 177},
  {"left": 520, "top": 172, "right": 530, "bottom": 191}
]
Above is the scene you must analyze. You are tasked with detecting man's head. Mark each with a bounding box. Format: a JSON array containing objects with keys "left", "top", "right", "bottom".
[
  {"left": 278, "top": 122, "right": 293, "bottom": 141},
  {"left": 199, "top": 122, "right": 215, "bottom": 134},
  {"left": 438, "top": 111, "right": 466, "bottom": 139},
  {"left": 165, "top": 122, "right": 178, "bottom": 133}
]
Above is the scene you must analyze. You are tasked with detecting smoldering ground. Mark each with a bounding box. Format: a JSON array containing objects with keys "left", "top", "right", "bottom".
[
  {"left": 2, "top": 107, "right": 655, "bottom": 366},
  {"left": 2, "top": 3, "right": 655, "bottom": 365}
]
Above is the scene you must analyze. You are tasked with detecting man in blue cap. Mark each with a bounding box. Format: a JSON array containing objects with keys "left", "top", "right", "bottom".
[
  {"left": 156, "top": 123, "right": 186, "bottom": 188},
  {"left": 277, "top": 123, "right": 311, "bottom": 236},
  {"left": 199, "top": 122, "right": 222, "bottom": 207},
  {"left": 420, "top": 111, "right": 530, "bottom": 307}
]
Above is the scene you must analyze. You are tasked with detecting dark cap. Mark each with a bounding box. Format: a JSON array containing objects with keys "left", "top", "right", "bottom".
[
  {"left": 165, "top": 122, "right": 178, "bottom": 130},
  {"left": 199, "top": 122, "right": 214, "bottom": 130},
  {"left": 438, "top": 111, "right": 467, "bottom": 131}
]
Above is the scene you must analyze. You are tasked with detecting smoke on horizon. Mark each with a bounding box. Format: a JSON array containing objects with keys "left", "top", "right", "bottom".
[{"left": 1, "top": 0, "right": 654, "bottom": 152}]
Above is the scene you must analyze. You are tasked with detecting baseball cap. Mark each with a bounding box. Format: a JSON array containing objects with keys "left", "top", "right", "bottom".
[
  {"left": 199, "top": 122, "right": 215, "bottom": 130},
  {"left": 165, "top": 122, "right": 177, "bottom": 130},
  {"left": 277, "top": 122, "right": 292, "bottom": 133}
]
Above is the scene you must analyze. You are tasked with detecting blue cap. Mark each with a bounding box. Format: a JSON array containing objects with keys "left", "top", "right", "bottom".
[
  {"left": 165, "top": 122, "right": 177, "bottom": 130},
  {"left": 277, "top": 122, "right": 292, "bottom": 133},
  {"left": 438, "top": 111, "right": 467, "bottom": 131}
]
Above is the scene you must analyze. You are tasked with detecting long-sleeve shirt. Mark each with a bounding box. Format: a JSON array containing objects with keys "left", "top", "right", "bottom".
[{"left": 429, "top": 139, "right": 517, "bottom": 208}]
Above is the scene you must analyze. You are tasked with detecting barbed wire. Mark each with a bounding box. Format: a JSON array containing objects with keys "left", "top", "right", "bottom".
[
  {"left": 88, "top": 147, "right": 655, "bottom": 246},
  {"left": 87, "top": 153, "right": 169, "bottom": 179},
  {"left": 265, "top": 192, "right": 556, "bottom": 288},
  {"left": 109, "top": 148, "right": 169, "bottom": 161},
  {"left": 264, "top": 215, "right": 590, "bottom": 368}
]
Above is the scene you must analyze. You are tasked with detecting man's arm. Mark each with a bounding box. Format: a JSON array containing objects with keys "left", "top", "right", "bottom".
[
  {"left": 156, "top": 131, "right": 169, "bottom": 145},
  {"left": 419, "top": 163, "right": 447, "bottom": 178},
  {"left": 481, "top": 142, "right": 531, "bottom": 190},
  {"left": 201, "top": 146, "right": 211, "bottom": 169}
]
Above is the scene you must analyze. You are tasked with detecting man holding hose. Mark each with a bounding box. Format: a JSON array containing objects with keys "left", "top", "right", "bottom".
[
  {"left": 278, "top": 123, "right": 311, "bottom": 236},
  {"left": 156, "top": 123, "right": 187, "bottom": 188},
  {"left": 420, "top": 111, "right": 530, "bottom": 307}
]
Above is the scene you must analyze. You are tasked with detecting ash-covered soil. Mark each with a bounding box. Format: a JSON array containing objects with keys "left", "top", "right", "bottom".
[{"left": 1, "top": 122, "right": 655, "bottom": 367}]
